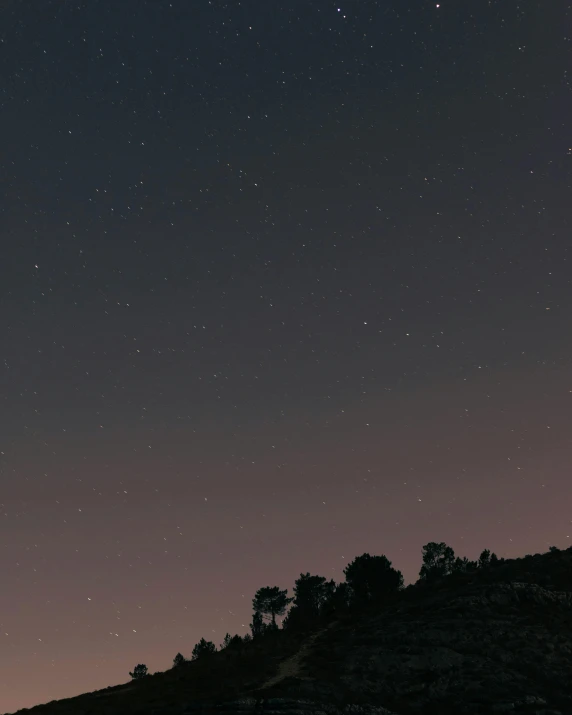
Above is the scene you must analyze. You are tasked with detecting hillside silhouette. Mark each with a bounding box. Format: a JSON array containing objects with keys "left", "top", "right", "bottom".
[{"left": 6, "top": 543, "right": 572, "bottom": 715}]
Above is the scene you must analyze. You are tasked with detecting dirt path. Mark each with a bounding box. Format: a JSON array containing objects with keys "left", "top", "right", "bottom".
[{"left": 259, "top": 622, "right": 337, "bottom": 690}]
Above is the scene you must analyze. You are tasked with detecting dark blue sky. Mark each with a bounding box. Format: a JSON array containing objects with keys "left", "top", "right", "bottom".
[{"left": 0, "top": 1, "right": 570, "bottom": 711}]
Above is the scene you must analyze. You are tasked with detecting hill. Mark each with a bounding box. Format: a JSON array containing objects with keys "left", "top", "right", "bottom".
[{"left": 7, "top": 546, "right": 572, "bottom": 715}]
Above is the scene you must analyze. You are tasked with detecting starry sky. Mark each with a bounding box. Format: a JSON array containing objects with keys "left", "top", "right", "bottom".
[{"left": 0, "top": 0, "right": 570, "bottom": 711}]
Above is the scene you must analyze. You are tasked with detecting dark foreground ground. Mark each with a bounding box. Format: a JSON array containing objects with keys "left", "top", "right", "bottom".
[{"left": 8, "top": 547, "right": 572, "bottom": 715}]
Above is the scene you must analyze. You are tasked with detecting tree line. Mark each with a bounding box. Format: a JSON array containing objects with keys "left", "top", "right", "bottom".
[{"left": 129, "top": 541, "right": 502, "bottom": 679}]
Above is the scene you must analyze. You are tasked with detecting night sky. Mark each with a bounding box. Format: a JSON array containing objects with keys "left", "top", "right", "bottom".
[{"left": 1, "top": 0, "right": 570, "bottom": 711}]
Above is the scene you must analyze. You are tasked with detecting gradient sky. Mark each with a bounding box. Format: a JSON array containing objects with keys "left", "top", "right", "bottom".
[{"left": 1, "top": 0, "right": 570, "bottom": 711}]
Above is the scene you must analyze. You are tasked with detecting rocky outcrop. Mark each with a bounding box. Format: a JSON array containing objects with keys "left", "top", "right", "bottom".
[{"left": 254, "top": 581, "right": 572, "bottom": 715}]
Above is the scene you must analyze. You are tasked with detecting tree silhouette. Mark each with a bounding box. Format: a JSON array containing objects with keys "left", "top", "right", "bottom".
[
  {"left": 295, "top": 573, "right": 333, "bottom": 614},
  {"left": 173, "top": 652, "right": 186, "bottom": 667},
  {"left": 286, "top": 573, "right": 337, "bottom": 629},
  {"left": 322, "top": 580, "right": 350, "bottom": 617},
  {"left": 452, "top": 556, "right": 477, "bottom": 573},
  {"left": 121, "top": 540, "right": 548, "bottom": 683},
  {"left": 252, "top": 586, "right": 293, "bottom": 627},
  {"left": 478, "top": 549, "right": 491, "bottom": 568},
  {"left": 250, "top": 610, "right": 265, "bottom": 638},
  {"left": 227, "top": 634, "right": 244, "bottom": 648},
  {"left": 343, "top": 553, "right": 404, "bottom": 605},
  {"left": 419, "top": 542, "right": 456, "bottom": 581},
  {"left": 129, "top": 663, "right": 148, "bottom": 679},
  {"left": 191, "top": 638, "right": 217, "bottom": 660}
]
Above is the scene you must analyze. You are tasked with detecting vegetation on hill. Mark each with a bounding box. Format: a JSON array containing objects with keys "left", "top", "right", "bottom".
[
  {"left": 8, "top": 542, "right": 572, "bottom": 715},
  {"left": 143, "top": 542, "right": 500, "bottom": 672}
]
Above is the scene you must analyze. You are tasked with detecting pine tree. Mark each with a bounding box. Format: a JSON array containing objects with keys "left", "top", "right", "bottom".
[
  {"left": 344, "top": 553, "right": 404, "bottom": 605},
  {"left": 173, "top": 652, "right": 186, "bottom": 667},
  {"left": 191, "top": 638, "right": 217, "bottom": 660},
  {"left": 129, "top": 663, "right": 148, "bottom": 679},
  {"left": 250, "top": 610, "right": 265, "bottom": 638},
  {"left": 478, "top": 549, "right": 491, "bottom": 568},
  {"left": 252, "top": 586, "right": 293, "bottom": 627},
  {"left": 419, "top": 542, "right": 456, "bottom": 581}
]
